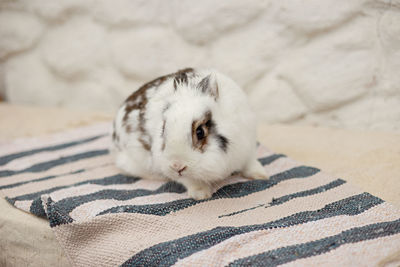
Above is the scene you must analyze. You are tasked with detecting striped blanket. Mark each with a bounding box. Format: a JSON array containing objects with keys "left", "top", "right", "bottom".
[{"left": 1, "top": 122, "right": 399, "bottom": 267}]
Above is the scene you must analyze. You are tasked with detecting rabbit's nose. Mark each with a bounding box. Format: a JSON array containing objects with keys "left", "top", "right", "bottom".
[{"left": 170, "top": 162, "right": 187, "bottom": 176}]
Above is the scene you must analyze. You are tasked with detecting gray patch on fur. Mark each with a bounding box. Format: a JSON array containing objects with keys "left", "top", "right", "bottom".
[{"left": 216, "top": 134, "right": 229, "bottom": 152}]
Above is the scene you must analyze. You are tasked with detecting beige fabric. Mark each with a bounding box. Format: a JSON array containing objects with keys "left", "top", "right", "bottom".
[
  {"left": 0, "top": 103, "right": 399, "bottom": 266},
  {"left": 257, "top": 124, "right": 400, "bottom": 207},
  {"left": 0, "top": 104, "right": 112, "bottom": 141},
  {"left": 0, "top": 198, "right": 70, "bottom": 267}
]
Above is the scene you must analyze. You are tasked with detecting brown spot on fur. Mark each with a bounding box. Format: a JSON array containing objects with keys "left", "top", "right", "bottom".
[
  {"left": 161, "top": 120, "right": 166, "bottom": 151},
  {"left": 112, "top": 131, "right": 118, "bottom": 143},
  {"left": 112, "top": 120, "right": 121, "bottom": 150},
  {"left": 139, "top": 139, "right": 151, "bottom": 151},
  {"left": 161, "top": 141, "right": 166, "bottom": 151},
  {"left": 138, "top": 110, "right": 151, "bottom": 151},
  {"left": 122, "top": 68, "right": 195, "bottom": 151},
  {"left": 173, "top": 68, "right": 194, "bottom": 90},
  {"left": 192, "top": 111, "right": 212, "bottom": 153},
  {"left": 125, "top": 124, "right": 133, "bottom": 133},
  {"left": 161, "top": 120, "right": 166, "bottom": 136}
]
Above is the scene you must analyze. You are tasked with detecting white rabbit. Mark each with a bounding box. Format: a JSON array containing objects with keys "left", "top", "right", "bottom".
[{"left": 112, "top": 68, "right": 268, "bottom": 200}]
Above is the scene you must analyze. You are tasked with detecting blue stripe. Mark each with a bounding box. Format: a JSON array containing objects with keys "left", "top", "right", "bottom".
[
  {"left": 46, "top": 197, "right": 74, "bottom": 227},
  {"left": 0, "top": 134, "right": 106, "bottom": 166},
  {"left": 228, "top": 218, "right": 400, "bottom": 266},
  {"left": 0, "top": 169, "right": 86, "bottom": 190},
  {"left": 258, "top": 154, "right": 285, "bottom": 165},
  {"left": 7, "top": 174, "right": 139, "bottom": 205},
  {"left": 0, "top": 149, "right": 109, "bottom": 178},
  {"left": 219, "top": 178, "right": 346, "bottom": 218}
]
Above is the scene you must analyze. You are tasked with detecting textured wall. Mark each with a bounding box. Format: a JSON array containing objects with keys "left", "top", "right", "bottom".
[{"left": 0, "top": 0, "right": 399, "bottom": 131}]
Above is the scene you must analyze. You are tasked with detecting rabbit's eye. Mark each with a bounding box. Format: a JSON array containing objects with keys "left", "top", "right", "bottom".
[
  {"left": 192, "top": 111, "right": 212, "bottom": 152},
  {"left": 196, "top": 126, "right": 205, "bottom": 140}
]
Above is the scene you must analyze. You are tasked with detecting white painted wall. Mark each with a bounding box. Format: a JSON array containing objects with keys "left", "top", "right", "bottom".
[{"left": 0, "top": 0, "right": 399, "bottom": 131}]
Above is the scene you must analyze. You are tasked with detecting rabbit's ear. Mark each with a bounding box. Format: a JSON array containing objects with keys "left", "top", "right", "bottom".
[{"left": 198, "top": 74, "right": 218, "bottom": 100}]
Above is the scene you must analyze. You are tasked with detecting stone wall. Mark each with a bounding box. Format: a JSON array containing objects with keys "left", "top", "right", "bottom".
[{"left": 0, "top": 0, "right": 399, "bottom": 131}]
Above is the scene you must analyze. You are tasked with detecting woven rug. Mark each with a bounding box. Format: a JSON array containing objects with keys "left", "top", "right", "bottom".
[{"left": 1, "top": 122, "right": 399, "bottom": 267}]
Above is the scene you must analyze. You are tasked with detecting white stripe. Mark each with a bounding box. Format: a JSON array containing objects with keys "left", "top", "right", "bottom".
[
  {"left": 264, "top": 156, "right": 300, "bottom": 177},
  {"left": 13, "top": 199, "right": 34, "bottom": 212}
]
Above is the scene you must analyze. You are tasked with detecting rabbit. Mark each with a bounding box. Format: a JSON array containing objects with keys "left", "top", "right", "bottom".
[{"left": 112, "top": 68, "right": 268, "bottom": 200}]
